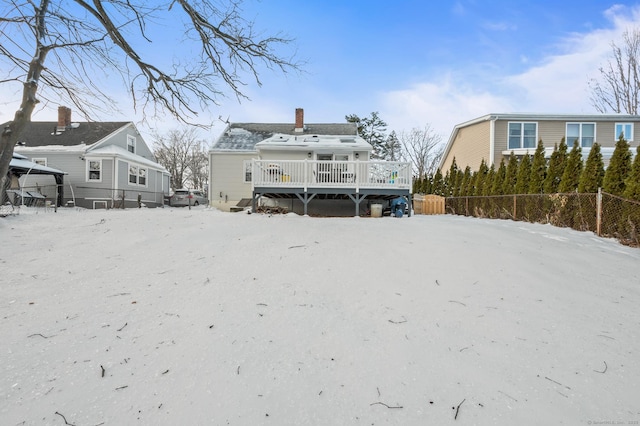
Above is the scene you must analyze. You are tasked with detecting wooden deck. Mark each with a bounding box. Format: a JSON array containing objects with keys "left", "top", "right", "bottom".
[{"left": 251, "top": 160, "right": 412, "bottom": 215}]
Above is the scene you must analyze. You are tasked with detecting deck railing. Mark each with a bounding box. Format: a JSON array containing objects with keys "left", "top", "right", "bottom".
[{"left": 252, "top": 160, "right": 412, "bottom": 190}]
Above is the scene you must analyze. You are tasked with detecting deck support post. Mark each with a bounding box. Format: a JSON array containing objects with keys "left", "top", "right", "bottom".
[
  {"left": 295, "top": 192, "right": 316, "bottom": 215},
  {"left": 347, "top": 193, "right": 367, "bottom": 216},
  {"left": 251, "top": 191, "right": 262, "bottom": 213}
]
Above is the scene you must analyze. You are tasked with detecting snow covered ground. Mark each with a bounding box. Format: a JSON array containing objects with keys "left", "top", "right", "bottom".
[{"left": 1, "top": 206, "right": 639, "bottom": 425}]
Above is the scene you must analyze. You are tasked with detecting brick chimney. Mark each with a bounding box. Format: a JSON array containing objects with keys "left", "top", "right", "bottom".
[
  {"left": 57, "top": 106, "right": 71, "bottom": 131},
  {"left": 295, "top": 108, "right": 304, "bottom": 132}
]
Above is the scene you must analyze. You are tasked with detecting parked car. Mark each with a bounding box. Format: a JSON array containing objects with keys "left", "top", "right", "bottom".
[{"left": 170, "top": 189, "right": 208, "bottom": 207}]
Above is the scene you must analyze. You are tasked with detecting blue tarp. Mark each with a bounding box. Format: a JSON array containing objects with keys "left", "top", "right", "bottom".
[{"left": 390, "top": 197, "right": 406, "bottom": 217}]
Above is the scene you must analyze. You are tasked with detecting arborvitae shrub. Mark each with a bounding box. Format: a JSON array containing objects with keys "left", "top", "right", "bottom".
[
  {"left": 544, "top": 139, "right": 568, "bottom": 194},
  {"left": 432, "top": 169, "right": 444, "bottom": 196},
  {"left": 492, "top": 158, "right": 506, "bottom": 195},
  {"left": 623, "top": 146, "right": 640, "bottom": 242},
  {"left": 623, "top": 146, "right": 640, "bottom": 201},
  {"left": 603, "top": 135, "right": 632, "bottom": 196},
  {"left": 473, "top": 159, "right": 489, "bottom": 196},
  {"left": 502, "top": 153, "right": 518, "bottom": 195},
  {"left": 461, "top": 166, "right": 472, "bottom": 196},
  {"left": 529, "top": 140, "right": 547, "bottom": 194},
  {"left": 558, "top": 140, "right": 583, "bottom": 193},
  {"left": 578, "top": 143, "right": 604, "bottom": 193},
  {"left": 515, "top": 154, "right": 531, "bottom": 195}
]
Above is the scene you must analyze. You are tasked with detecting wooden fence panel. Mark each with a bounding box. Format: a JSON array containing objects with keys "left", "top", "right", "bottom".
[{"left": 413, "top": 195, "right": 445, "bottom": 215}]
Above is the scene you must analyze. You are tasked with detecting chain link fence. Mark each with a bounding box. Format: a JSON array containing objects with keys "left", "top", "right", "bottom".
[
  {"left": 2, "top": 180, "right": 168, "bottom": 214},
  {"left": 446, "top": 191, "right": 640, "bottom": 247}
]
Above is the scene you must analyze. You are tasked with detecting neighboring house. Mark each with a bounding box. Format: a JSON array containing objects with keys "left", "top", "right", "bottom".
[
  {"left": 439, "top": 113, "right": 640, "bottom": 172},
  {"left": 10, "top": 106, "right": 170, "bottom": 208},
  {"left": 209, "top": 108, "right": 412, "bottom": 215}
]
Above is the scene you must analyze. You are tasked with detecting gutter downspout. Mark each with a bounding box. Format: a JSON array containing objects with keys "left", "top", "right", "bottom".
[
  {"left": 113, "top": 156, "right": 118, "bottom": 208},
  {"left": 489, "top": 116, "right": 497, "bottom": 168}
]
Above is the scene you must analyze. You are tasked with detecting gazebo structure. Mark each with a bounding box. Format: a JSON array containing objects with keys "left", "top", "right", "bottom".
[{"left": 6, "top": 153, "right": 66, "bottom": 207}]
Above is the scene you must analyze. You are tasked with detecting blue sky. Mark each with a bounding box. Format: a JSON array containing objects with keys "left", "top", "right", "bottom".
[{"left": 3, "top": 1, "right": 640, "bottom": 143}]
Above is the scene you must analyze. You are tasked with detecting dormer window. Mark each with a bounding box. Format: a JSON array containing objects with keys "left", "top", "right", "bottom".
[{"left": 127, "top": 135, "right": 136, "bottom": 153}]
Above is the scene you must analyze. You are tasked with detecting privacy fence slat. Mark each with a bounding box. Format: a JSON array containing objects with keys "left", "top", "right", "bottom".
[{"left": 412, "top": 195, "right": 445, "bottom": 215}]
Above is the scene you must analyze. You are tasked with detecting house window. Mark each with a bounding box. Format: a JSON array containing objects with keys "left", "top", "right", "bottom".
[
  {"left": 566, "top": 123, "right": 595, "bottom": 147},
  {"left": 88, "top": 160, "right": 102, "bottom": 181},
  {"left": 508, "top": 122, "right": 537, "bottom": 149},
  {"left": 32, "top": 158, "right": 47, "bottom": 166},
  {"left": 243, "top": 160, "right": 252, "bottom": 183},
  {"left": 129, "top": 165, "right": 138, "bottom": 184},
  {"left": 127, "top": 135, "right": 136, "bottom": 153},
  {"left": 615, "top": 123, "right": 634, "bottom": 141},
  {"left": 128, "top": 165, "right": 147, "bottom": 185}
]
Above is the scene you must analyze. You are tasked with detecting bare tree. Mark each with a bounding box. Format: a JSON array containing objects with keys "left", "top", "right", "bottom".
[
  {"left": 398, "top": 125, "right": 444, "bottom": 179},
  {"left": 0, "top": 0, "right": 300, "bottom": 201},
  {"left": 186, "top": 140, "right": 209, "bottom": 190},
  {"left": 153, "top": 128, "right": 207, "bottom": 190},
  {"left": 589, "top": 28, "right": 640, "bottom": 115}
]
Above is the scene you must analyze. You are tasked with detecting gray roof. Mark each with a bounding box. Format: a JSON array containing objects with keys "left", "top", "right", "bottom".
[
  {"left": 212, "top": 122, "right": 359, "bottom": 151},
  {"left": 3, "top": 121, "right": 130, "bottom": 147}
]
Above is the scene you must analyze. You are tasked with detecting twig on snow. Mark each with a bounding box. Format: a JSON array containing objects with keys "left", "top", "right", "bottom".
[
  {"left": 100, "top": 365, "right": 105, "bottom": 378},
  {"left": 28, "top": 333, "right": 53, "bottom": 339},
  {"left": 448, "top": 300, "right": 466, "bottom": 307},
  {"left": 544, "top": 376, "right": 571, "bottom": 390},
  {"left": 594, "top": 361, "right": 608, "bottom": 374},
  {"left": 55, "top": 411, "right": 75, "bottom": 425},
  {"left": 454, "top": 398, "right": 465, "bottom": 420},
  {"left": 498, "top": 390, "right": 518, "bottom": 402},
  {"left": 388, "top": 316, "right": 407, "bottom": 324},
  {"left": 370, "top": 402, "right": 403, "bottom": 409},
  {"left": 117, "top": 322, "right": 128, "bottom": 332},
  {"left": 597, "top": 334, "right": 615, "bottom": 340},
  {"left": 107, "top": 292, "right": 131, "bottom": 297}
]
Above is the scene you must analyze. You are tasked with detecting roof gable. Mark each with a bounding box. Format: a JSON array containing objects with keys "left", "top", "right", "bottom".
[{"left": 8, "top": 121, "right": 130, "bottom": 148}]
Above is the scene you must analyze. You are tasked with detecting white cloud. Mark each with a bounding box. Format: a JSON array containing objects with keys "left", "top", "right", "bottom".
[
  {"left": 379, "top": 4, "right": 640, "bottom": 139},
  {"left": 380, "top": 75, "right": 513, "bottom": 138}
]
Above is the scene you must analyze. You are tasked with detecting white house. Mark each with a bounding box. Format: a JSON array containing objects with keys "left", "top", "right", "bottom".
[{"left": 209, "top": 108, "right": 412, "bottom": 216}]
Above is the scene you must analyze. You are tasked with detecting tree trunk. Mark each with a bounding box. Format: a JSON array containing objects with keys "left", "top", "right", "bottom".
[
  {"left": 0, "top": 113, "right": 30, "bottom": 204},
  {"left": 0, "top": 1, "right": 50, "bottom": 204}
]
